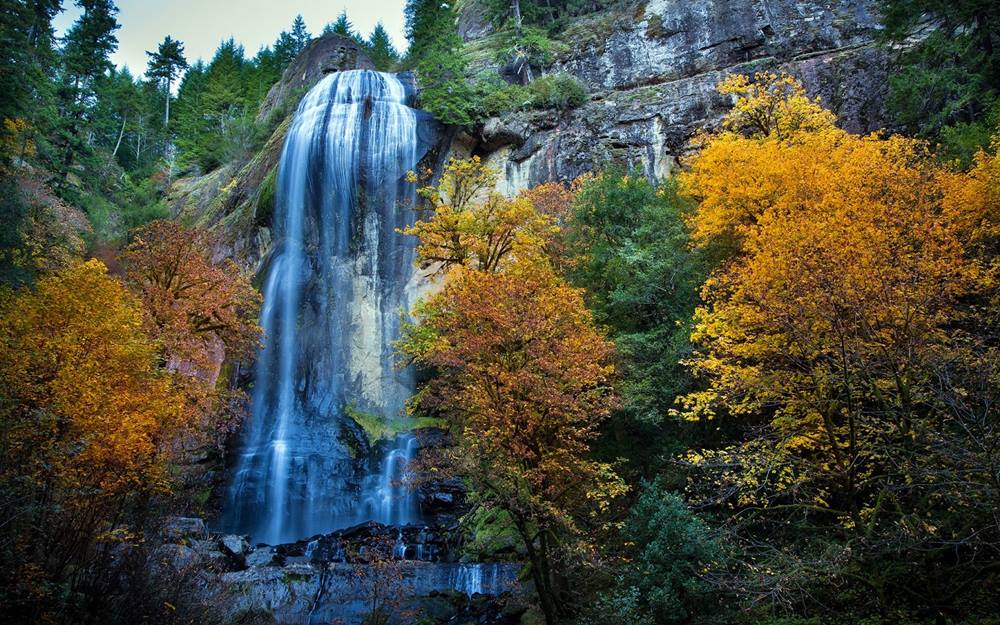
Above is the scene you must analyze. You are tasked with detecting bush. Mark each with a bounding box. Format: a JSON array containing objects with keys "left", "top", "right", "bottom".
[
  {"left": 476, "top": 72, "right": 588, "bottom": 118},
  {"left": 526, "top": 73, "right": 587, "bottom": 109},
  {"left": 577, "top": 582, "right": 655, "bottom": 625},
  {"left": 625, "top": 480, "right": 723, "bottom": 624}
]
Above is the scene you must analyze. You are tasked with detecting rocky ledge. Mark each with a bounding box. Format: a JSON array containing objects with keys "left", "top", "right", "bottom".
[{"left": 154, "top": 517, "right": 528, "bottom": 625}]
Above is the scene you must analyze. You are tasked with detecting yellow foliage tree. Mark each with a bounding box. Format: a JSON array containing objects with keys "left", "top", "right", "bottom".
[
  {"left": 402, "top": 156, "right": 557, "bottom": 274},
  {"left": 400, "top": 159, "right": 623, "bottom": 624},
  {"left": 0, "top": 260, "right": 187, "bottom": 620},
  {"left": 677, "top": 73, "right": 1000, "bottom": 605}
]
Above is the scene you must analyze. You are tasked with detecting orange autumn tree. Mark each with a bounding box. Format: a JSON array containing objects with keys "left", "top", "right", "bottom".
[
  {"left": 399, "top": 159, "right": 623, "bottom": 625},
  {"left": 120, "top": 220, "right": 261, "bottom": 446},
  {"left": 676, "top": 73, "right": 1000, "bottom": 607},
  {"left": 0, "top": 260, "right": 187, "bottom": 620}
]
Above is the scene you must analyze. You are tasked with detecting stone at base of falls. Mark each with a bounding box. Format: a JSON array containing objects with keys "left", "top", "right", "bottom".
[
  {"left": 161, "top": 516, "right": 208, "bottom": 542},
  {"left": 219, "top": 534, "right": 252, "bottom": 567},
  {"left": 220, "top": 561, "right": 526, "bottom": 625},
  {"left": 151, "top": 518, "right": 528, "bottom": 624}
]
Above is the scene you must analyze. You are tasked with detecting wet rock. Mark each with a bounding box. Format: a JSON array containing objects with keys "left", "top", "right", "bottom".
[
  {"left": 161, "top": 517, "right": 208, "bottom": 542},
  {"left": 220, "top": 534, "right": 251, "bottom": 558},
  {"left": 219, "top": 534, "right": 251, "bottom": 568},
  {"left": 245, "top": 546, "right": 277, "bottom": 568},
  {"left": 152, "top": 543, "right": 200, "bottom": 574},
  {"left": 480, "top": 116, "right": 533, "bottom": 151}
]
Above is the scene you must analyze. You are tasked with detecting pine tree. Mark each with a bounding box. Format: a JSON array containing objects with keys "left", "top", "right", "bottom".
[
  {"left": 880, "top": 0, "right": 1000, "bottom": 160},
  {"left": 272, "top": 15, "right": 311, "bottom": 71},
  {"left": 145, "top": 35, "right": 188, "bottom": 128},
  {"left": 289, "top": 14, "right": 311, "bottom": 52},
  {"left": 54, "top": 0, "right": 120, "bottom": 191},
  {"left": 366, "top": 22, "right": 399, "bottom": 71},
  {"left": 0, "top": 1, "right": 60, "bottom": 136},
  {"left": 0, "top": 0, "right": 59, "bottom": 182},
  {"left": 404, "top": 0, "right": 475, "bottom": 126},
  {"left": 324, "top": 10, "right": 363, "bottom": 45}
]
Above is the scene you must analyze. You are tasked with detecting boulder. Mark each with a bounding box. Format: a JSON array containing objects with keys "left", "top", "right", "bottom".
[
  {"left": 161, "top": 517, "right": 208, "bottom": 543},
  {"left": 219, "top": 534, "right": 251, "bottom": 568},
  {"left": 245, "top": 546, "right": 277, "bottom": 568}
]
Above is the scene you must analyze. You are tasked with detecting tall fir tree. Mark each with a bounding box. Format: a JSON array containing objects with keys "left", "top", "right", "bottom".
[
  {"left": 880, "top": 0, "right": 1000, "bottom": 160},
  {"left": 145, "top": 35, "right": 187, "bottom": 128},
  {"left": 366, "top": 22, "right": 398, "bottom": 71},
  {"left": 54, "top": 0, "right": 120, "bottom": 191},
  {"left": 404, "top": 0, "right": 474, "bottom": 126},
  {"left": 323, "top": 10, "right": 363, "bottom": 45},
  {"left": 289, "top": 14, "right": 310, "bottom": 52}
]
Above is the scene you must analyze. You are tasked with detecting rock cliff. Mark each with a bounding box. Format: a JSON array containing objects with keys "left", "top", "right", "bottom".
[
  {"left": 455, "top": 0, "right": 893, "bottom": 193},
  {"left": 170, "top": 1, "right": 897, "bottom": 272}
]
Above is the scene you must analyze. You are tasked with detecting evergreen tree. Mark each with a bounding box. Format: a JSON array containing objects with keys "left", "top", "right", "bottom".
[
  {"left": 172, "top": 59, "right": 212, "bottom": 171},
  {"left": 91, "top": 66, "right": 141, "bottom": 164},
  {"left": 145, "top": 35, "right": 187, "bottom": 128},
  {"left": 272, "top": 15, "right": 311, "bottom": 72},
  {"left": 404, "top": 0, "right": 474, "bottom": 126},
  {"left": 366, "top": 22, "right": 399, "bottom": 71},
  {"left": 324, "top": 10, "right": 363, "bottom": 45},
  {"left": 54, "top": 0, "right": 120, "bottom": 191},
  {"left": 0, "top": 0, "right": 61, "bottom": 143},
  {"left": 289, "top": 14, "right": 310, "bottom": 51},
  {"left": 881, "top": 0, "right": 1000, "bottom": 160}
]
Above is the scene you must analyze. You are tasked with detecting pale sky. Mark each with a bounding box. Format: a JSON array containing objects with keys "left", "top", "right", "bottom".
[{"left": 52, "top": 0, "right": 408, "bottom": 77}]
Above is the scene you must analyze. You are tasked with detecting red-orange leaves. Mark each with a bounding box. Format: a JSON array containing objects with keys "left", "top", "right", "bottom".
[
  {"left": 402, "top": 259, "right": 622, "bottom": 528},
  {"left": 120, "top": 220, "right": 261, "bottom": 376}
]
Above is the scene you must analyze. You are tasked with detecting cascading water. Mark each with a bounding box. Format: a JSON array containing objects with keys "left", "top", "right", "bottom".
[{"left": 222, "top": 70, "right": 434, "bottom": 545}]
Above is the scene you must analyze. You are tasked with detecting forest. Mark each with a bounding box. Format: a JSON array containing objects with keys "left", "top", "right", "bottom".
[{"left": 0, "top": 1, "right": 998, "bottom": 625}]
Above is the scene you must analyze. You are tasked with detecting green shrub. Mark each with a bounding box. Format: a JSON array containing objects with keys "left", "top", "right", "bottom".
[
  {"left": 577, "top": 583, "right": 655, "bottom": 625},
  {"left": 525, "top": 73, "right": 587, "bottom": 109},
  {"left": 625, "top": 480, "right": 723, "bottom": 624},
  {"left": 492, "top": 25, "right": 562, "bottom": 68},
  {"left": 474, "top": 72, "right": 588, "bottom": 118}
]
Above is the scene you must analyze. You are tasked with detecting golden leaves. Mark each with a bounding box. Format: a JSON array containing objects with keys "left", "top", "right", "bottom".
[
  {"left": 399, "top": 158, "right": 624, "bottom": 532},
  {"left": 677, "top": 72, "right": 1000, "bottom": 523},
  {"left": 402, "top": 157, "right": 558, "bottom": 274},
  {"left": 0, "top": 260, "right": 186, "bottom": 500}
]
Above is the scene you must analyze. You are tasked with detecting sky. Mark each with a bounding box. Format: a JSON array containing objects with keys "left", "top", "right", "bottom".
[{"left": 52, "top": 0, "right": 408, "bottom": 77}]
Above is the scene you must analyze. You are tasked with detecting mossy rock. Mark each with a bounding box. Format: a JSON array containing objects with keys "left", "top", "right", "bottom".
[{"left": 345, "top": 404, "right": 445, "bottom": 445}]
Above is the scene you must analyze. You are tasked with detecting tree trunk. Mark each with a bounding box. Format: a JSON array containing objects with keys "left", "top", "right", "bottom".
[
  {"left": 112, "top": 113, "right": 126, "bottom": 157},
  {"left": 164, "top": 77, "right": 171, "bottom": 128}
]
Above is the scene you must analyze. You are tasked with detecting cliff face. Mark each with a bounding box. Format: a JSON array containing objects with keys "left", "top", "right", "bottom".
[
  {"left": 456, "top": 0, "right": 893, "bottom": 193},
  {"left": 171, "top": 2, "right": 895, "bottom": 269}
]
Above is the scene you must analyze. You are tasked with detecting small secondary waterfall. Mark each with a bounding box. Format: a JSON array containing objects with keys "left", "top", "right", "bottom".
[{"left": 223, "top": 71, "right": 433, "bottom": 545}]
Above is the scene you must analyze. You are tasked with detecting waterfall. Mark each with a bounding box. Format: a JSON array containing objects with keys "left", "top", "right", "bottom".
[{"left": 222, "top": 71, "right": 433, "bottom": 545}]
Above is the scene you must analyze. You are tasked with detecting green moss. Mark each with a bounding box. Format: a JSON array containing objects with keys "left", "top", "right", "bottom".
[
  {"left": 645, "top": 13, "right": 667, "bottom": 39},
  {"left": 281, "top": 571, "right": 312, "bottom": 584},
  {"left": 345, "top": 404, "right": 445, "bottom": 446},
  {"left": 193, "top": 486, "right": 213, "bottom": 507},
  {"left": 477, "top": 72, "right": 588, "bottom": 118},
  {"left": 460, "top": 507, "right": 523, "bottom": 560},
  {"left": 253, "top": 168, "right": 277, "bottom": 227},
  {"left": 555, "top": 11, "right": 619, "bottom": 57}
]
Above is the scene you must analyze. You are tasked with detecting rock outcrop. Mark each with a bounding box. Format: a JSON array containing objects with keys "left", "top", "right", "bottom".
[
  {"left": 257, "top": 34, "right": 376, "bottom": 124},
  {"left": 154, "top": 517, "right": 526, "bottom": 625},
  {"left": 456, "top": 0, "right": 893, "bottom": 193}
]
